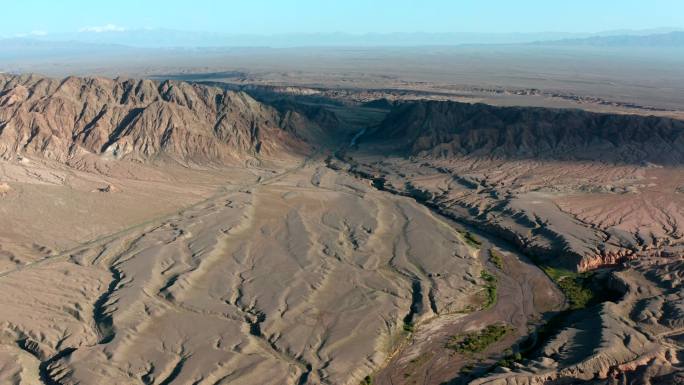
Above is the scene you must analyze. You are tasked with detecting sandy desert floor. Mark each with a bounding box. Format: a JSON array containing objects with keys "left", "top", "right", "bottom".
[
  {"left": 1, "top": 150, "right": 542, "bottom": 384},
  {"left": 5, "top": 141, "right": 679, "bottom": 385}
]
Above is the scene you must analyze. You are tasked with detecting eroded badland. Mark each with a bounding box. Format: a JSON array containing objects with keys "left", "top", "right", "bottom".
[{"left": 0, "top": 72, "right": 682, "bottom": 385}]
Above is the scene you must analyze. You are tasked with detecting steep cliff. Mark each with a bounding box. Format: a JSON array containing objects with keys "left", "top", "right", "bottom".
[{"left": 370, "top": 100, "right": 684, "bottom": 164}]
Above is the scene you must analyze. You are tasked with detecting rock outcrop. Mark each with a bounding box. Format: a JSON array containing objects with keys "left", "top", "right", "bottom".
[{"left": 0, "top": 74, "right": 311, "bottom": 165}]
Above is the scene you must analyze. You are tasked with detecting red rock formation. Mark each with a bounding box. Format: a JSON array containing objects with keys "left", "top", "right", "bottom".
[{"left": 578, "top": 249, "right": 637, "bottom": 272}]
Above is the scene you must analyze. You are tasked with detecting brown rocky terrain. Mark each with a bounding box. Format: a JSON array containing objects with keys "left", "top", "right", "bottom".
[
  {"left": 0, "top": 73, "right": 314, "bottom": 166},
  {"left": 349, "top": 101, "right": 684, "bottom": 268},
  {"left": 367, "top": 100, "right": 684, "bottom": 164},
  {"left": 333, "top": 99, "right": 684, "bottom": 384},
  {"left": 0, "top": 75, "right": 682, "bottom": 385},
  {"left": 470, "top": 256, "right": 683, "bottom": 385}
]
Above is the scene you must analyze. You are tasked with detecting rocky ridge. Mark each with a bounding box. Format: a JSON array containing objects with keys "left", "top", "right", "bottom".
[
  {"left": 369, "top": 100, "right": 684, "bottom": 164},
  {"left": 0, "top": 73, "right": 313, "bottom": 166}
]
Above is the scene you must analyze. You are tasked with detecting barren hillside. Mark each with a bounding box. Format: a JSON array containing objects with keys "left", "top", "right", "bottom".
[
  {"left": 369, "top": 100, "right": 684, "bottom": 164},
  {"left": 0, "top": 74, "right": 313, "bottom": 166}
]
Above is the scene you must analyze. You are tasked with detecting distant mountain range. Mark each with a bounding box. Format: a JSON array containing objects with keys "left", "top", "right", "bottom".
[
  {"left": 0, "top": 38, "right": 135, "bottom": 60},
  {"left": 2, "top": 28, "right": 683, "bottom": 49},
  {"left": 535, "top": 31, "right": 684, "bottom": 47},
  {"left": 2, "top": 30, "right": 581, "bottom": 48},
  {"left": 1, "top": 29, "right": 682, "bottom": 65}
]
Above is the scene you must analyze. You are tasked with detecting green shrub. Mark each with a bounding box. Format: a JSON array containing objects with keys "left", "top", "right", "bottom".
[
  {"left": 447, "top": 323, "right": 512, "bottom": 353},
  {"left": 489, "top": 249, "right": 504, "bottom": 270},
  {"left": 497, "top": 352, "right": 523, "bottom": 368},
  {"left": 480, "top": 270, "right": 497, "bottom": 309},
  {"left": 542, "top": 267, "right": 595, "bottom": 310},
  {"left": 459, "top": 230, "right": 482, "bottom": 248}
]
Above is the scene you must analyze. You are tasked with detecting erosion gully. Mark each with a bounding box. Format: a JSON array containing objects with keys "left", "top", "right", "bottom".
[
  {"left": 335, "top": 131, "right": 565, "bottom": 385},
  {"left": 372, "top": 203, "right": 564, "bottom": 385}
]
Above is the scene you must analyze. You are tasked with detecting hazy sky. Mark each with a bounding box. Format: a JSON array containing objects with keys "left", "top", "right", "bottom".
[{"left": 3, "top": 0, "right": 683, "bottom": 37}]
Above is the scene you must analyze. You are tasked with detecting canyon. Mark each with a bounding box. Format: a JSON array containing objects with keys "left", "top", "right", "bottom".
[{"left": 0, "top": 73, "right": 682, "bottom": 385}]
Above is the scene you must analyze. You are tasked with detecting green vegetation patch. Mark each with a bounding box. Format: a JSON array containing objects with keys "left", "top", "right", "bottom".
[
  {"left": 480, "top": 270, "right": 497, "bottom": 309},
  {"left": 542, "top": 267, "right": 595, "bottom": 310},
  {"left": 496, "top": 352, "right": 523, "bottom": 368},
  {"left": 360, "top": 375, "right": 373, "bottom": 385},
  {"left": 488, "top": 249, "right": 504, "bottom": 270},
  {"left": 446, "top": 323, "right": 512, "bottom": 354},
  {"left": 459, "top": 230, "right": 482, "bottom": 248}
]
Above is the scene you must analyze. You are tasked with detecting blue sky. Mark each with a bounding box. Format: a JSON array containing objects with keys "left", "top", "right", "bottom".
[{"left": 3, "top": 0, "right": 684, "bottom": 36}]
